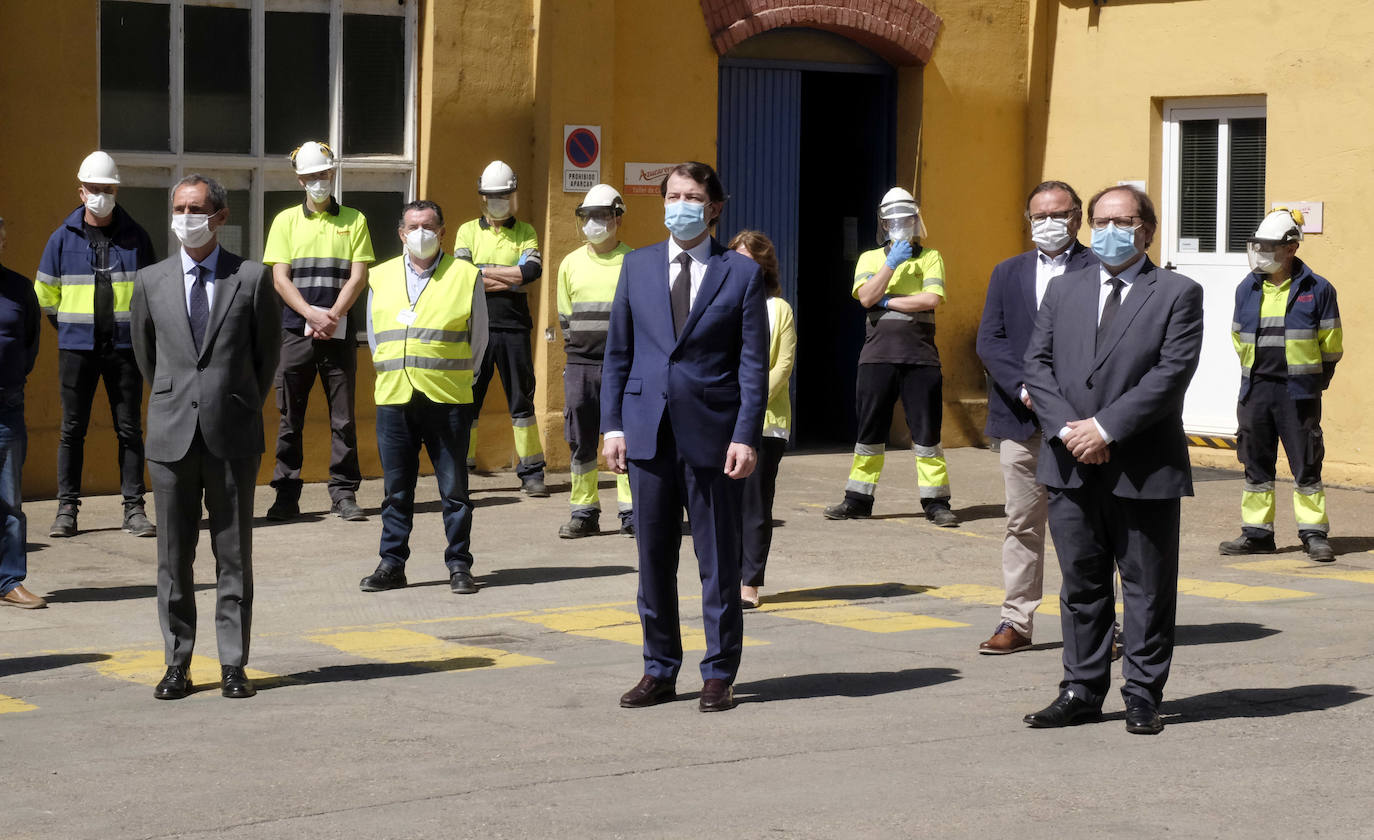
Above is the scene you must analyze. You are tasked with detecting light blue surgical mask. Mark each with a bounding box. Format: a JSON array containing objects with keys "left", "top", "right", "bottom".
[
  {"left": 664, "top": 201, "right": 708, "bottom": 241},
  {"left": 1091, "top": 223, "right": 1140, "bottom": 266}
]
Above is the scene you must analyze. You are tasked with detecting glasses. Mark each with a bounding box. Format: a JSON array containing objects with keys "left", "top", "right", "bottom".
[
  {"left": 1026, "top": 210, "right": 1077, "bottom": 223},
  {"left": 1089, "top": 216, "right": 1142, "bottom": 230}
]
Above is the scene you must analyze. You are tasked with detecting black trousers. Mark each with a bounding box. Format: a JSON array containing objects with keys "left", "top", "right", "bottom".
[
  {"left": 471, "top": 329, "right": 545, "bottom": 480},
  {"left": 741, "top": 436, "right": 786, "bottom": 586},
  {"left": 271, "top": 330, "right": 361, "bottom": 501},
  {"left": 56, "top": 348, "right": 146, "bottom": 509},
  {"left": 1237, "top": 378, "right": 1325, "bottom": 539}
]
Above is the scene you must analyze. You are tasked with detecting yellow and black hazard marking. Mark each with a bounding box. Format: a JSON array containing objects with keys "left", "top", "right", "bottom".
[{"left": 1188, "top": 434, "right": 1238, "bottom": 449}]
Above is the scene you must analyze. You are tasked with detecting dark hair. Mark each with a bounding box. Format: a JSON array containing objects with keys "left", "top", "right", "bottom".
[
  {"left": 727, "top": 229, "right": 781, "bottom": 297},
  {"left": 1087, "top": 184, "right": 1157, "bottom": 247},
  {"left": 658, "top": 161, "right": 727, "bottom": 204},
  {"left": 172, "top": 174, "right": 227, "bottom": 212},
  {"left": 398, "top": 199, "right": 444, "bottom": 229},
  {"left": 1026, "top": 180, "right": 1082, "bottom": 213}
]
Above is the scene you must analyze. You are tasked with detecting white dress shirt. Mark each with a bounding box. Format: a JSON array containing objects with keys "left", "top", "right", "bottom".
[
  {"left": 1034, "top": 248, "right": 1071, "bottom": 309},
  {"left": 180, "top": 245, "right": 221, "bottom": 316},
  {"left": 666, "top": 235, "right": 713, "bottom": 307}
]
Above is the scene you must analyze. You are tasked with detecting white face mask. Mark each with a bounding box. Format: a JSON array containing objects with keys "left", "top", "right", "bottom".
[
  {"left": 485, "top": 197, "right": 512, "bottom": 220},
  {"left": 1030, "top": 216, "right": 1073, "bottom": 253},
  {"left": 887, "top": 220, "right": 916, "bottom": 242},
  {"left": 1248, "top": 246, "right": 1282, "bottom": 274},
  {"left": 84, "top": 190, "right": 116, "bottom": 219},
  {"left": 404, "top": 227, "right": 440, "bottom": 260},
  {"left": 305, "top": 179, "right": 332, "bottom": 203},
  {"left": 171, "top": 213, "right": 214, "bottom": 249},
  {"left": 582, "top": 218, "right": 612, "bottom": 245}
]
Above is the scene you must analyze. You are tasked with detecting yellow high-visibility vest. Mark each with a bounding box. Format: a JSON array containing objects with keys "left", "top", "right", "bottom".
[{"left": 370, "top": 253, "right": 479, "bottom": 406}]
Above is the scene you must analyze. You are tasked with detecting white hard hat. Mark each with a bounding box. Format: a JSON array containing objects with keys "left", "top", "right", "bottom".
[
  {"left": 576, "top": 184, "right": 625, "bottom": 216},
  {"left": 479, "top": 160, "right": 518, "bottom": 195},
  {"left": 290, "top": 141, "right": 336, "bottom": 175},
  {"left": 1251, "top": 208, "right": 1304, "bottom": 244},
  {"left": 77, "top": 151, "right": 120, "bottom": 185},
  {"left": 878, "top": 186, "right": 918, "bottom": 220}
]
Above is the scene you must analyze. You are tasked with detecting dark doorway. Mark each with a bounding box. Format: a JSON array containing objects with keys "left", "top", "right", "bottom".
[{"left": 717, "top": 31, "right": 897, "bottom": 449}]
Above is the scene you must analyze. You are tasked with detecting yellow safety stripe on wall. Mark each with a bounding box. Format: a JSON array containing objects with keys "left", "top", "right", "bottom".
[{"left": 1188, "top": 435, "right": 1238, "bottom": 449}]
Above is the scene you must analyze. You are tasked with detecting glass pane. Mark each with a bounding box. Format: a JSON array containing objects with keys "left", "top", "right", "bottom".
[
  {"left": 341, "top": 190, "right": 403, "bottom": 341},
  {"left": 266, "top": 11, "right": 331, "bottom": 156},
  {"left": 101, "top": 1, "right": 170, "bottom": 151},
  {"left": 184, "top": 6, "right": 251, "bottom": 154},
  {"left": 1177, "top": 119, "right": 1218, "bottom": 252},
  {"left": 343, "top": 15, "right": 406, "bottom": 155},
  {"left": 263, "top": 189, "right": 307, "bottom": 260},
  {"left": 215, "top": 189, "right": 253, "bottom": 258},
  {"left": 117, "top": 187, "right": 170, "bottom": 263},
  {"left": 1227, "top": 118, "right": 1267, "bottom": 253}
]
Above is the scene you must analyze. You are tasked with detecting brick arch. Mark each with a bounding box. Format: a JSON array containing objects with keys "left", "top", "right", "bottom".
[{"left": 701, "top": 0, "right": 942, "bottom": 66}]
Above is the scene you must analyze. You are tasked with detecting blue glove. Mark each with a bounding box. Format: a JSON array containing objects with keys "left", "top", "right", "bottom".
[{"left": 885, "top": 239, "right": 913, "bottom": 269}]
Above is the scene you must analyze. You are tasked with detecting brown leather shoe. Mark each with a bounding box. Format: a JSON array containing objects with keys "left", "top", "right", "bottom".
[
  {"left": 698, "top": 678, "right": 735, "bottom": 712},
  {"left": 978, "top": 622, "right": 1030, "bottom": 655},
  {"left": 619, "top": 675, "right": 676, "bottom": 708},
  {"left": 1, "top": 585, "right": 46, "bottom": 609}
]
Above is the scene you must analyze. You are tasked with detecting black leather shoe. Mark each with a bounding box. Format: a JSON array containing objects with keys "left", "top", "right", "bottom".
[
  {"left": 1218, "top": 533, "right": 1276, "bottom": 555},
  {"left": 450, "top": 570, "right": 478, "bottom": 595},
  {"left": 619, "top": 675, "right": 676, "bottom": 708},
  {"left": 1303, "top": 535, "right": 1336, "bottom": 562},
  {"left": 360, "top": 564, "right": 407, "bottom": 592},
  {"left": 1023, "top": 690, "right": 1102, "bottom": 728},
  {"left": 699, "top": 678, "right": 735, "bottom": 712},
  {"left": 154, "top": 666, "right": 192, "bottom": 700},
  {"left": 221, "top": 666, "right": 256, "bottom": 699},
  {"left": 558, "top": 515, "right": 599, "bottom": 539},
  {"left": 1124, "top": 695, "right": 1163, "bottom": 734},
  {"left": 331, "top": 497, "right": 367, "bottom": 521}
]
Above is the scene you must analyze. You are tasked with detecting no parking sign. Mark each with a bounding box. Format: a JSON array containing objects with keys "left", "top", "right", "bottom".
[{"left": 563, "top": 125, "right": 601, "bottom": 192}]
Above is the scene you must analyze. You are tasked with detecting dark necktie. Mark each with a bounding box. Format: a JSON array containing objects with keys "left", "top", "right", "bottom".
[
  {"left": 671, "top": 252, "right": 692, "bottom": 337},
  {"left": 189, "top": 264, "right": 209, "bottom": 351},
  {"left": 1096, "top": 277, "right": 1124, "bottom": 351}
]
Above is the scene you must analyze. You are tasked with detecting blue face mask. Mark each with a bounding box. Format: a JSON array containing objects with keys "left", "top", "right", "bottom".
[
  {"left": 664, "top": 201, "right": 708, "bottom": 240},
  {"left": 1091, "top": 223, "right": 1140, "bottom": 266}
]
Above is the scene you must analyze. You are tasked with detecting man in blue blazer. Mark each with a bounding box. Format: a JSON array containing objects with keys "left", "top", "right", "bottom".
[
  {"left": 601, "top": 162, "right": 768, "bottom": 712},
  {"left": 975, "top": 181, "right": 1097, "bottom": 655}
]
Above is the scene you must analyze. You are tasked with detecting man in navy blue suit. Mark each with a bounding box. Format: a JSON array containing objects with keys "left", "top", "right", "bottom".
[
  {"left": 601, "top": 162, "right": 768, "bottom": 712},
  {"left": 975, "top": 181, "right": 1096, "bottom": 655}
]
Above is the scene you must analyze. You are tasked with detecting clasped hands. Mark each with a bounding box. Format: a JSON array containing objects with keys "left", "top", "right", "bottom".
[
  {"left": 303, "top": 307, "right": 339, "bottom": 339},
  {"left": 1062, "top": 418, "right": 1110, "bottom": 465}
]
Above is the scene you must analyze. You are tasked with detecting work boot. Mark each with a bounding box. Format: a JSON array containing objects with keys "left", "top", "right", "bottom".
[
  {"left": 521, "top": 476, "right": 549, "bottom": 498},
  {"left": 619, "top": 515, "right": 635, "bottom": 538},
  {"left": 1303, "top": 534, "right": 1336, "bottom": 562},
  {"left": 1218, "top": 533, "right": 1276, "bottom": 555},
  {"left": 122, "top": 506, "right": 157, "bottom": 537},
  {"left": 823, "top": 498, "right": 871, "bottom": 520},
  {"left": 331, "top": 497, "right": 367, "bottom": 521},
  {"left": 926, "top": 505, "right": 959, "bottom": 527},
  {"left": 266, "top": 492, "right": 300, "bottom": 522},
  {"left": 559, "top": 514, "right": 600, "bottom": 539},
  {"left": 49, "top": 504, "right": 78, "bottom": 538}
]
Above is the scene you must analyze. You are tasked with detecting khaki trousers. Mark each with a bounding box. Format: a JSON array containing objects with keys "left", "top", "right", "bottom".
[{"left": 998, "top": 433, "right": 1048, "bottom": 637}]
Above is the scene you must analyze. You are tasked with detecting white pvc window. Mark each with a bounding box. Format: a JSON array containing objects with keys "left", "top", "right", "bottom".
[{"left": 99, "top": 0, "right": 417, "bottom": 261}]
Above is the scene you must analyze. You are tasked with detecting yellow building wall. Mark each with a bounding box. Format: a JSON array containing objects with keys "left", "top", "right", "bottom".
[{"left": 1030, "top": 0, "right": 1374, "bottom": 485}]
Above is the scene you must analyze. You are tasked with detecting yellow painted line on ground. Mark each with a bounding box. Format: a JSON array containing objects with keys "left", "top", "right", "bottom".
[
  {"left": 0, "top": 694, "right": 37, "bottom": 714},
  {"left": 307, "top": 628, "right": 550, "bottom": 670},
  {"left": 89, "top": 649, "right": 282, "bottom": 689},
  {"left": 1228, "top": 557, "right": 1374, "bottom": 586},
  {"left": 1176, "top": 577, "right": 1314, "bottom": 602},
  {"left": 912, "top": 582, "right": 1061, "bottom": 617},
  {"left": 758, "top": 599, "right": 967, "bottom": 631},
  {"left": 515, "top": 608, "right": 768, "bottom": 649}
]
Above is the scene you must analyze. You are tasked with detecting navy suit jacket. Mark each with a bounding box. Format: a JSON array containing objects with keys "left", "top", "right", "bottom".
[
  {"left": 976, "top": 241, "right": 1097, "bottom": 441},
  {"left": 1022, "top": 257, "right": 1204, "bottom": 500},
  {"left": 600, "top": 238, "right": 768, "bottom": 469}
]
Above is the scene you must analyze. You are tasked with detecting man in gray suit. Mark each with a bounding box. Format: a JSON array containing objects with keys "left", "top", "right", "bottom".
[
  {"left": 131, "top": 174, "right": 281, "bottom": 700},
  {"left": 1020, "top": 185, "right": 1203, "bottom": 735}
]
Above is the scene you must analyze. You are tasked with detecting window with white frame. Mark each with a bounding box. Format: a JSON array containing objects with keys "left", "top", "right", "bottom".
[
  {"left": 99, "top": 0, "right": 417, "bottom": 263},
  {"left": 1163, "top": 102, "right": 1267, "bottom": 260}
]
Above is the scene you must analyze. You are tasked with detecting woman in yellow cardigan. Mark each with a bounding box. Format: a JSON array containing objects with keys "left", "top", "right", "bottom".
[{"left": 728, "top": 230, "right": 796, "bottom": 609}]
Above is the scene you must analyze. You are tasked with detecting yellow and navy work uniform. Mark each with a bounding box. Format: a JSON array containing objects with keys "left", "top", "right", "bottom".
[
  {"left": 261, "top": 198, "right": 375, "bottom": 506},
  {"left": 454, "top": 216, "right": 545, "bottom": 480},
  {"left": 1231, "top": 257, "right": 1341, "bottom": 539},
  {"left": 742, "top": 295, "right": 796, "bottom": 586},
  {"left": 842, "top": 243, "right": 951, "bottom": 514},
  {"left": 557, "top": 242, "right": 632, "bottom": 523},
  {"left": 367, "top": 251, "right": 487, "bottom": 574},
  {"left": 36, "top": 204, "right": 155, "bottom": 514}
]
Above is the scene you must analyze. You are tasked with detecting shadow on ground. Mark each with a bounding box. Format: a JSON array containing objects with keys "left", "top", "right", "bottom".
[
  {"left": 735, "top": 667, "right": 961, "bottom": 703},
  {"left": 404, "top": 564, "right": 636, "bottom": 589},
  {"left": 0, "top": 652, "right": 111, "bottom": 678},
  {"left": 1156, "top": 684, "right": 1370, "bottom": 724},
  {"left": 45, "top": 583, "right": 214, "bottom": 604}
]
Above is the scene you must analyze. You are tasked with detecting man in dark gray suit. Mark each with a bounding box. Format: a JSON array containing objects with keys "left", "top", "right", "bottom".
[
  {"left": 1021, "top": 185, "right": 1203, "bottom": 735},
  {"left": 131, "top": 174, "right": 281, "bottom": 700}
]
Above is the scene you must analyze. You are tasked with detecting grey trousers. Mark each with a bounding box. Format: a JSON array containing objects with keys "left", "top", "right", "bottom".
[{"left": 998, "top": 433, "right": 1048, "bottom": 637}]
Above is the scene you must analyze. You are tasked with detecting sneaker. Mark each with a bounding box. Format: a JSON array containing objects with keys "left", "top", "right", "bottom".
[
  {"left": 359, "top": 564, "right": 407, "bottom": 592},
  {"left": 122, "top": 507, "right": 157, "bottom": 537},
  {"left": 1218, "top": 533, "right": 1276, "bottom": 555},
  {"left": 331, "top": 497, "right": 367, "bottom": 521},
  {"left": 926, "top": 506, "right": 959, "bottom": 527},
  {"left": 1303, "top": 535, "right": 1335, "bottom": 562},
  {"left": 822, "top": 498, "right": 871, "bottom": 520},
  {"left": 521, "top": 477, "right": 549, "bottom": 498},
  {"left": 266, "top": 495, "right": 300, "bottom": 522},
  {"left": 558, "top": 515, "right": 600, "bottom": 539},
  {"left": 49, "top": 505, "right": 78, "bottom": 538}
]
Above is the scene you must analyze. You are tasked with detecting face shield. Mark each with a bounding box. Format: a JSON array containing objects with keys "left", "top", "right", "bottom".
[
  {"left": 483, "top": 192, "right": 516, "bottom": 221},
  {"left": 574, "top": 206, "right": 619, "bottom": 245},
  {"left": 880, "top": 212, "right": 926, "bottom": 244}
]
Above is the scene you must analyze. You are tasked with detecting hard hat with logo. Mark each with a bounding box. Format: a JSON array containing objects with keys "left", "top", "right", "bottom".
[
  {"left": 576, "top": 184, "right": 625, "bottom": 217},
  {"left": 479, "top": 160, "right": 518, "bottom": 195},
  {"left": 77, "top": 151, "right": 121, "bottom": 185},
  {"left": 290, "top": 141, "right": 336, "bottom": 175},
  {"left": 1250, "top": 208, "right": 1305, "bottom": 245}
]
